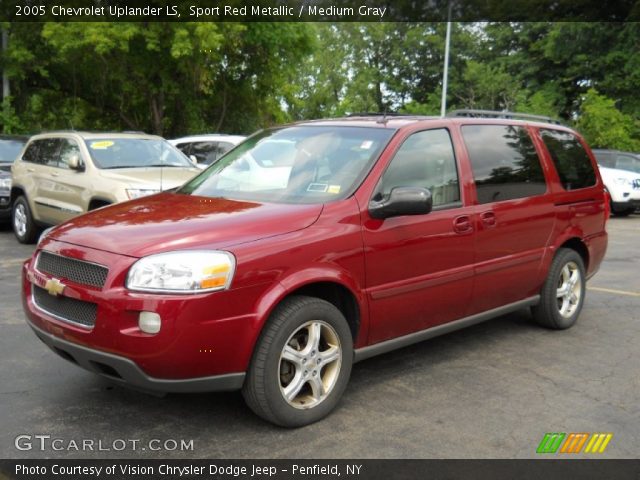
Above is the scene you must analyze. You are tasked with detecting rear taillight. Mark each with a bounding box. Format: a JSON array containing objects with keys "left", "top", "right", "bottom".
[{"left": 603, "top": 188, "right": 611, "bottom": 221}]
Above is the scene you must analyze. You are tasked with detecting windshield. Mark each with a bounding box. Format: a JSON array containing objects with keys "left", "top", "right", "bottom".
[
  {"left": 0, "top": 139, "right": 26, "bottom": 163},
  {"left": 615, "top": 156, "right": 640, "bottom": 174},
  {"left": 179, "top": 126, "right": 395, "bottom": 204},
  {"left": 85, "top": 138, "right": 194, "bottom": 169}
]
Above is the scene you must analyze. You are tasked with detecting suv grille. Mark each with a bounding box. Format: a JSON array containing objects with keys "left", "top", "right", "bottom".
[
  {"left": 632, "top": 179, "right": 640, "bottom": 190},
  {"left": 33, "top": 285, "right": 98, "bottom": 328},
  {"left": 36, "top": 251, "right": 108, "bottom": 288}
]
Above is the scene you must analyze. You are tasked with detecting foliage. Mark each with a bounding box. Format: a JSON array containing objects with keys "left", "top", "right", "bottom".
[
  {"left": 576, "top": 89, "right": 640, "bottom": 150},
  {"left": 0, "top": 22, "right": 638, "bottom": 150}
]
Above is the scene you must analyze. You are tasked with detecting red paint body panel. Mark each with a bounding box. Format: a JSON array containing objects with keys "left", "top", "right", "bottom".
[{"left": 21, "top": 117, "right": 609, "bottom": 388}]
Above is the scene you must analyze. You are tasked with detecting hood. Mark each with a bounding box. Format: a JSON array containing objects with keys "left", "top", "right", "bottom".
[
  {"left": 598, "top": 166, "right": 640, "bottom": 181},
  {"left": 47, "top": 192, "right": 323, "bottom": 257},
  {"left": 99, "top": 167, "right": 200, "bottom": 189}
]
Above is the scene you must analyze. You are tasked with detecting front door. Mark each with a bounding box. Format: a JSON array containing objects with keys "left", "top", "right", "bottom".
[{"left": 361, "top": 128, "right": 476, "bottom": 345}]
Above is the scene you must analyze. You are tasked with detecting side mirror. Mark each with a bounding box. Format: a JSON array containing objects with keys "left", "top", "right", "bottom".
[
  {"left": 189, "top": 155, "right": 199, "bottom": 164},
  {"left": 369, "top": 187, "right": 433, "bottom": 219},
  {"left": 68, "top": 154, "right": 83, "bottom": 171}
]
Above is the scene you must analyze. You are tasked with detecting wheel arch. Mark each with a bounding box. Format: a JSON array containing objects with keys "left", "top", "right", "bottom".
[
  {"left": 88, "top": 197, "right": 112, "bottom": 210},
  {"left": 252, "top": 269, "right": 368, "bottom": 350},
  {"left": 10, "top": 186, "right": 26, "bottom": 204}
]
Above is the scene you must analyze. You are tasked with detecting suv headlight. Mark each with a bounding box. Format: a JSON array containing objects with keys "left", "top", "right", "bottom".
[
  {"left": 126, "top": 250, "right": 235, "bottom": 293},
  {"left": 0, "top": 177, "right": 11, "bottom": 190},
  {"left": 127, "top": 188, "right": 160, "bottom": 200}
]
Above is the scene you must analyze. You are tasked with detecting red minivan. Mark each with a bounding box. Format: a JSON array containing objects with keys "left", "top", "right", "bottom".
[{"left": 22, "top": 112, "right": 608, "bottom": 427}]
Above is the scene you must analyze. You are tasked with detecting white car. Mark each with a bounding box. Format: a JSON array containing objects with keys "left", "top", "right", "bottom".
[
  {"left": 598, "top": 165, "right": 640, "bottom": 216},
  {"left": 168, "top": 134, "right": 246, "bottom": 169},
  {"left": 217, "top": 138, "right": 297, "bottom": 191}
]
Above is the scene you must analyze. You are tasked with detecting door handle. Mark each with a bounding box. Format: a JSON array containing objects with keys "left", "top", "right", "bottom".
[
  {"left": 27, "top": 168, "right": 35, "bottom": 172},
  {"left": 480, "top": 211, "right": 496, "bottom": 227},
  {"left": 51, "top": 172, "right": 59, "bottom": 177},
  {"left": 453, "top": 215, "right": 473, "bottom": 234}
]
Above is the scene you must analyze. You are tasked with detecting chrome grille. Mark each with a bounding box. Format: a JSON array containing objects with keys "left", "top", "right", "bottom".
[
  {"left": 33, "top": 285, "right": 97, "bottom": 328},
  {"left": 36, "top": 251, "right": 108, "bottom": 288}
]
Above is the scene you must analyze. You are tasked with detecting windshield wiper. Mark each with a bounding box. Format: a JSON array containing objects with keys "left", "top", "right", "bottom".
[{"left": 101, "top": 165, "right": 142, "bottom": 169}]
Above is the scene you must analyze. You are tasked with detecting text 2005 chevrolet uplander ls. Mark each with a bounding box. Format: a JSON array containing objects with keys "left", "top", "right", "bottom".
[{"left": 22, "top": 112, "right": 608, "bottom": 427}]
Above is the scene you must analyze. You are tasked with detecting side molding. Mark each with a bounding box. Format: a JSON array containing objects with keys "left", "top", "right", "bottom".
[{"left": 354, "top": 296, "right": 540, "bottom": 363}]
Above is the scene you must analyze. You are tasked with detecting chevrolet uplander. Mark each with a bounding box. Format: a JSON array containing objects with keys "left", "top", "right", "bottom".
[{"left": 22, "top": 112, "right": 608, "bottom": 427}]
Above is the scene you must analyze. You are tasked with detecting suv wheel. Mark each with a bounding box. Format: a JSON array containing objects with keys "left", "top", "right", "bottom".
[
  {"left": 242, "top": 296, "right": 353, "bottom": 427},
  {"left": 532, "top": 248, "right": 586, "bottom": 329},
  {"left": 12, "top": 196, "right": 39, "bottom": 244}
]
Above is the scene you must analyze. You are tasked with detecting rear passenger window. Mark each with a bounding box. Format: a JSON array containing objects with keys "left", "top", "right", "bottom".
[
  {"left": 462, "top": 125, "right": 546, "bottom": 204},
  {"left": 377, "top": 129, "right": 460, "bottom": 207},
  {"left": 22, "top": 142, "right": 41, "bottom": 163},
  {"left": 540, "top": 129, "right": 596, "bottom": 190}
]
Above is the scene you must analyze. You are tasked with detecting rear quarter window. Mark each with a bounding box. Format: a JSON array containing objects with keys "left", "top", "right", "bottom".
[{"left": 539, "top": 129, "right": 596, "bottom": 190}]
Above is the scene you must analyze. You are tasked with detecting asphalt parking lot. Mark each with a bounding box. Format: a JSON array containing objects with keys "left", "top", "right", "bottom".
[{"left": 1, "top": 216, "right": 638, "bottom": 459}]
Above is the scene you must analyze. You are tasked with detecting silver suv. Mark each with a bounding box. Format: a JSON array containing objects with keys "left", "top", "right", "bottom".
[{"left": 11, "top": 131, "right": 200, "bottom": 243}]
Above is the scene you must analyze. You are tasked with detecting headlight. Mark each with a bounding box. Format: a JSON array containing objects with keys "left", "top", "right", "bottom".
[
  {"left": 0, "top": 177, "right": 11, "bottom": 190},
  {"left": 126, "top": 250, "right": 236, "bottom": 293},
  {"left": 127, "top": 188, "right": 160, "bottom": 200},
  {"left": 613, "top": 178, "right": 630, "bottom": 186}
]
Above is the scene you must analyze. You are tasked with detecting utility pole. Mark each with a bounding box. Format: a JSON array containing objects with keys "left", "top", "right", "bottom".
[
  {"left": 440, "top": 1, "right": 453, "bottom": 117},
  {"left": 2, "top": 28, "right": 9, "bottom": 100}
]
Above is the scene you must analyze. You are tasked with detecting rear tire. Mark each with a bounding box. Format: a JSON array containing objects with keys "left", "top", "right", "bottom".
[
  {"left": 12, "top": 196, "right": 39, "bottom": 244},
  {"left": 242, "top": 295, "right": 353, "bottom": 427},
  {"left": 532, "top": 248, "right": 586, "bottom": 330}
]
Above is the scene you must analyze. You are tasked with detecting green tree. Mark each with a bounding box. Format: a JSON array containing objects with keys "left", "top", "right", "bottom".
[
  {"left": 576, "top": 88, "right": 640, "bottom": 150},
  {"left": 1, "top": 22, "right": 312, "bottom": 136}
]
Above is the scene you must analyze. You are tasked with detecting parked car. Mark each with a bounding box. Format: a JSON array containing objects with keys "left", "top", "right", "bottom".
[
  {"left": 22, "top": 113, "right": 608, "bottom": 427},
  {"left": 169, "top": 134, "right": 246, "bottom": 169},
  {"left": 592, "top": 149, "right": 640, "bottom": 215},
  {"left": 11, "top": 132, "right": 200, "bottom": 243},
  {"left": 0, "top": 135, "right": 29, "bottom": 221}
]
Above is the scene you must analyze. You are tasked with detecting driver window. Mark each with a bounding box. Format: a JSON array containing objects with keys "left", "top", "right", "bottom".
[{"left": 376, "top": 129, "right": 460, "bottom": 207}]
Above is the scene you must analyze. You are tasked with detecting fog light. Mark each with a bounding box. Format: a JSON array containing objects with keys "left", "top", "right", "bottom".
[{"left": 138, "top": 311, "right": 161, "bottom": 334}]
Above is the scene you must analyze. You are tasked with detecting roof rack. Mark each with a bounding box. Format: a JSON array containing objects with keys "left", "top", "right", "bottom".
[
  {"left": 447, "top": 109, "right": 563, "bottom": 125},
  {"left": 346, "top": 112, "right": 412, "bottom": 117}
]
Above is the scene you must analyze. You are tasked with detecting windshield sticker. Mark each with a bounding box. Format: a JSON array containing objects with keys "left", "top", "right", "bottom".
[
  {"left": 90, "top": 141, "right": 114, "bottom": 150},
  {"left": 307, "top": 183, "right": 328, "bottom": 193},
  {"left": 328, "top": 185, "right": 341, "bottom": 194},
  {"left": 360, "top": 140, "right": 373, "bottom": 150}
]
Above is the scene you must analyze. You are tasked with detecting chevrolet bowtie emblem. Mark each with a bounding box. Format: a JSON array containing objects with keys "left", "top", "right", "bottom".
[{"left": 44, "top": 278, "right": 65, "bottom": 297}]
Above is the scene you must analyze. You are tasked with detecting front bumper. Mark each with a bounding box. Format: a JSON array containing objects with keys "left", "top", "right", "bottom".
[
  {"left": 611, "top": 199, "right": 640, "bottom": 211},
  {"left": 0, "top": 195, "right": 10, "bottom": 219},
  {"left": 28, "top": 319, "right": 245, "bottom": 393},
  {"left": 22, "top": 239, "right": 267, "bottom": 391}
]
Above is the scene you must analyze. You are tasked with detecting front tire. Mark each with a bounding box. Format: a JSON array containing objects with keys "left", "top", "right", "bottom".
[
  {"left": 12, "top": 196, "right": 39, "bottom": 244},
  {"left": 242, "top": 296, "right": 353, "bottom": 427},
  {"left": 532, "top": 248, "right": 586, "bottom": 329}
]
